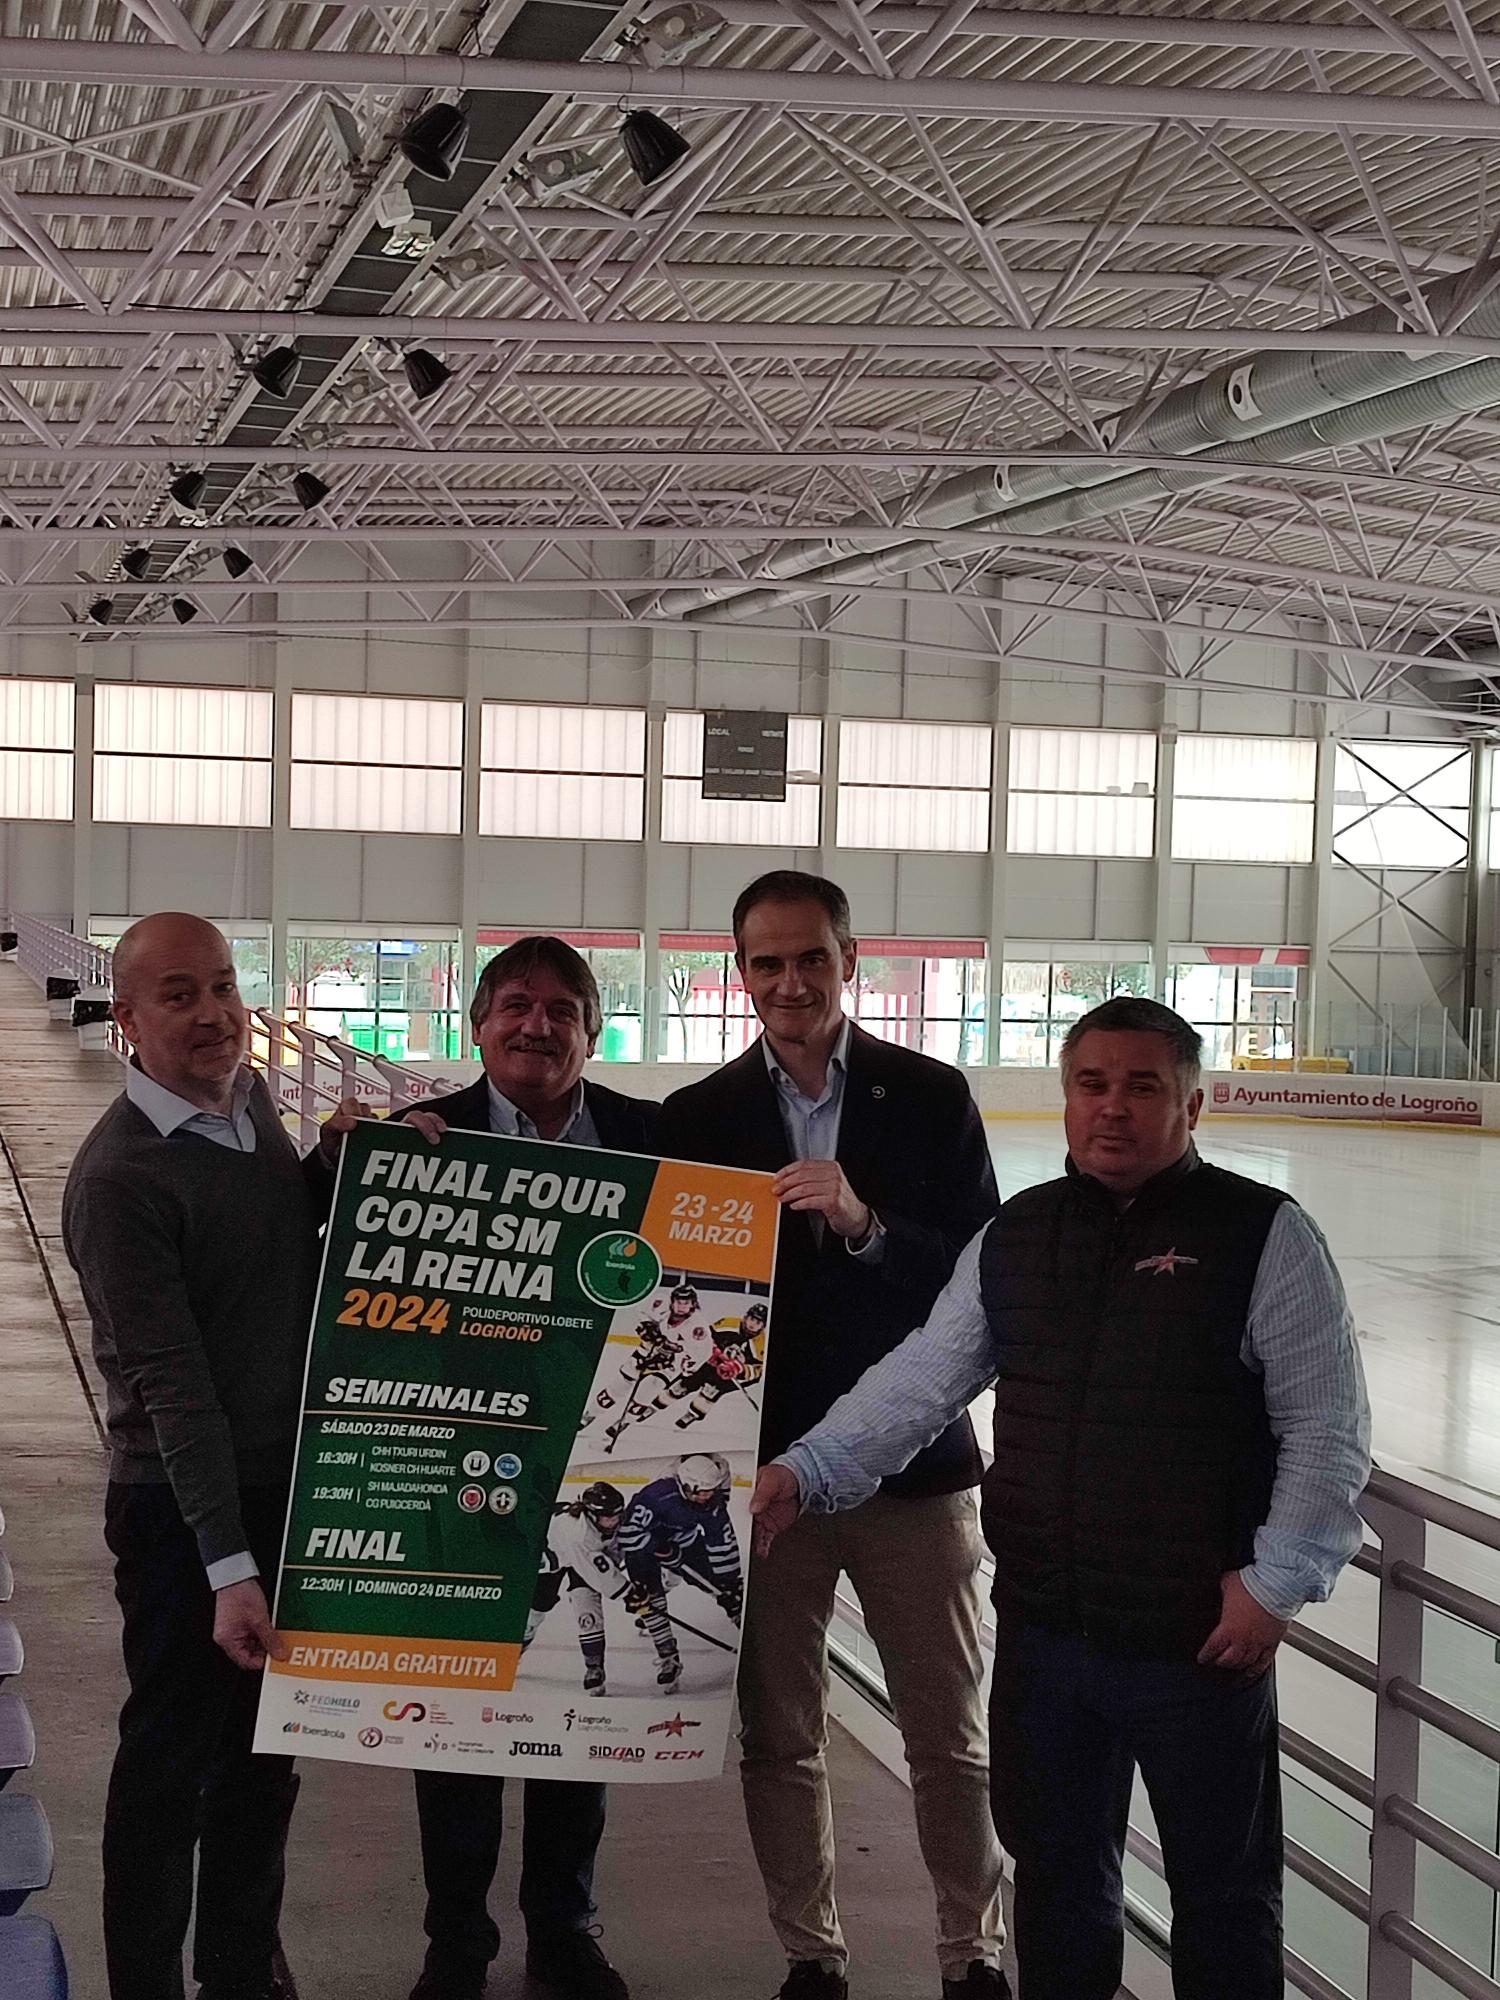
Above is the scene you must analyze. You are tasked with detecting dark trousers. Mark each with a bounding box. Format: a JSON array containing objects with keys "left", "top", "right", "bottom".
[
  {"left": 103, "top": 1482, "right": 300, "bottom": 2000},
  {"left": 413, "top": 1769, "right": 607, "bottom": 1970},
  {"left": 989, "top": 1620, "right": 1283, "bottom": 2000}
]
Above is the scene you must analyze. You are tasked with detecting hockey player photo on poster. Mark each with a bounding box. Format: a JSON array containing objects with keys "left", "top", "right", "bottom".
[
  {"left": 579, "top": 1279, "right": 768, "bottom": 1457},
  {"left": 516, "top": 1451, "right": 748, "bottom": 1705}
]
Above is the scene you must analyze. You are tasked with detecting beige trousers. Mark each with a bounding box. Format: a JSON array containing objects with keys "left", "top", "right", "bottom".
[{"left": 738, "top": 1489, "right": 1005, "bottom": 1977}]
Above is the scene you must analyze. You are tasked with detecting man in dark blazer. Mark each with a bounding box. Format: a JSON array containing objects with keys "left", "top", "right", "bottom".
[
  {"left": 399, "top": 936, "right": 657, "bottom": 2000},
  {"left": 657, "top": 873, "right": 1007, "bottom": 2000}
]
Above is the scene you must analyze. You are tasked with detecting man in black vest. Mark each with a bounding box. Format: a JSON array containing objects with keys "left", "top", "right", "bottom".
[
  {"left": 753, "top": 996, "right": 1371, "bottom": 2000},
  {"left": 397, "top": 936, "right": 657, "bottom": 2000},
  {"left": 659, "top": 872, "right": 1007, "bottom": 2000}
]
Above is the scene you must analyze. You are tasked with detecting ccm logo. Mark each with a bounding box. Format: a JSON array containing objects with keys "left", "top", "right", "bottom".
[{"left": 655, "top": 1748, "right": 705, "bottom": 1761}]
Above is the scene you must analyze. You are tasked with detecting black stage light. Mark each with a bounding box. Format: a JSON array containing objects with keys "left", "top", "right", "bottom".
[
  {"left": 403, "top": 347, "right": 452, "bottom": 402},
  {"left": 223, "top": 545, "right": 254, "bottom": 578},
  {"left": 250, "top": 345, "right": 301, "bottom": 398},
  {"left": 620, "top": 108, "right": 690, "bottom": 187},
  {"left": 120, "top": 544, "right": 152, "bottom": 580},
  {"left": 292, "top": 470, "right": 330, "bottom": 510},
  {"left": 169, "top": 468, "right": 207, "bottom": 512},
  {"left": 170, "top": 597, "right": 198, "bottom": 625},
  {"left": 400, "top": 102, "right": 468, "bottom": 181},
  {"left": 86, "top": 596, "right": 113, "bottom": 625}
]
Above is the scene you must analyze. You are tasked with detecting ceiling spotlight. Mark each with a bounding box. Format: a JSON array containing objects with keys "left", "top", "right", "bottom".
[
  {"left": 170, "top": 597, "right": 198, "bottom": 625},
  {"left": 528, "top": 148, "right": 603, "bottom": 199},
  {"left": 120, "top": 544, "right": 152, "bottom": 580},
  {"left": 321, "top": 95, "right": 364, "bottom": 169},
  {"left": 403, "top": 348, "right": 453, "bottom": 403},
  {"left": 636, "top": 3, "right": 725, "bottom": 65},
  {"left": 433, "top": 245, "right": 506, "bottom": 290},
  {"left": 292, "top": 470, "right": 330, "bottom": 510},
  {"left": 250, "top": 345, "right": 301, "bottom": 398},
  {"left": 400, "top": 101, "right": 469, "bottom": 181},
  {"left": 223, "top": 546, "right": 254, "bottom": 579},
  {"left": 86, "top": 596, "right": 113, "bottom": 625},
  {"left": 169, "top": 468, "right": 207, "bottom": 514},
  {"left": 620, "top": 108, "right": 691, "bottom": 187}
]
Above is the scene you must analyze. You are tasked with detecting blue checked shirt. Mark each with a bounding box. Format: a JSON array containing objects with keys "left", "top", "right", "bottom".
[{"left": 779, "top": 1193, "right": 1372, "bottom": 1621}]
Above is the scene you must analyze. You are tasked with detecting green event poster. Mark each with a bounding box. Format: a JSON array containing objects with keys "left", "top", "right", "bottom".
[{"left": 254, "top": 1118, "right": 779, "bottom": 1784}]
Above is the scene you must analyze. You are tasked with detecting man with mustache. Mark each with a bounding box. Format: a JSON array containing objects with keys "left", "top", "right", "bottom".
[
  {"left": 393, "top": 936, "right": 659, "bottom": 2000},
  {"left": 62, "top": 913, "right": 374, "bottom": 2000}
]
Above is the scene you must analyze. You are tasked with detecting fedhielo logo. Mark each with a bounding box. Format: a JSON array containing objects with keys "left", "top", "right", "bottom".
[{"left": 384, "top": 1700, "right": 427, "bottom": 1722}]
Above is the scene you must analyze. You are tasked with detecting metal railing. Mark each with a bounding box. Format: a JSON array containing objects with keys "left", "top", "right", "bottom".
[
  {"left": 10, "top": 916, "right": 455, "bottom": 1149},
  {"left": 829, "top": 1464, "right": 1500, "bottom": 2000}
]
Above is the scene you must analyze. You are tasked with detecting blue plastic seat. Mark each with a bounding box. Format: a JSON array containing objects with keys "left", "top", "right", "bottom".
[
  {"left": 0, "top": 1797, "right": 53, "bottom": 1915},
  {"left": 0, "top": 1552, "right": 12, "bottom": 1602},
  {"left": 0, "top": 1621, "right": 20, "bottom": 1685},
  {"left": 0, "top": 1699, "right": 35, "bottom": 1791},
  {"left": 0, "top": 1914, "right": 68, "bottom": 1999}
]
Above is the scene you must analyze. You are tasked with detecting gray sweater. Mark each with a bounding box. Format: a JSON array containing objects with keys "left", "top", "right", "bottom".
[{"left": 63, "top": 1073, "right": 324, "bottom": 1567}]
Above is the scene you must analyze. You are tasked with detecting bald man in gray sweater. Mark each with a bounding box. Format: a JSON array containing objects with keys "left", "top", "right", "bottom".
[{"left": 63, "top": 914, "right": 391, "bottom": 2000}]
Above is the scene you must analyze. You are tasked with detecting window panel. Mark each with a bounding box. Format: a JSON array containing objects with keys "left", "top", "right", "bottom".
[
  {"left": 996, "top": 956, "right": 1151, "bottom": 1067},
  {"left": 1172, "top": 736, "right": 1315, "bottom": 862},
  {"left": 291, "top": 693, "right": 461, "bottom": 834},
  {"left": 853, "top": 946, "right": 987, "bottom": 1065},
  {"left": 1008, "top": 727, "right": 1155, "bottom": 857},
  {"left": 837, "top": 720, "right": 992, "bottom": 854},
  {"left": 96, "top": 684, "right": 272, "bottom": 759},
  {"left": 96, "top": 755, "right": 272, "bottom": 829},
  {"left": 0, "top": 680, "right": 74, "bottom": 821},
  {"left": 662, "top": 713, "right": 821, "bottom": 846},
  {"left": 293, "top": 693, "right": 461, "bottom": 769},
  {"left": 290, "top": 763, "right": 460, "bottom": 836},
  {"left": 0, "top": 749, "right": 70, "bottom": 819},
  {"left": 0, "top": 679, "right": 72, "bottom": 751},
  {"left": 93, "top": 684, "right": 272, "bottom": 827},
  {"left": 1335, "top": 741, "right": 1471, "bottom": 870},
  {"left": 480, "top": 701, "right": 644, "bottom": 840}
]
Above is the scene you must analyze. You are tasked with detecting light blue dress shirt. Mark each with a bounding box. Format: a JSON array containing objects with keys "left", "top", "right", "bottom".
[
  {"left": 779, "top": 1192, "right": 1372, "bottom": 1622},
  {"left": 126, "top": 1060, "right": 257, "bottom": 1153},
  {"left": 763, "top": 1019, "right": 885, "bottom": 1263},
  {"left": 485, "top": 1077, "right": 600, "bottom": 1148}
]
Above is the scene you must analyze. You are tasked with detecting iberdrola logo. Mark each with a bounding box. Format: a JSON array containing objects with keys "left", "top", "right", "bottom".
[{"left": 578, "top": 1230, "right": 662, "bottom": 1307}]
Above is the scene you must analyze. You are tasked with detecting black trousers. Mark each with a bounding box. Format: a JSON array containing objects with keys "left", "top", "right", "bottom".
[
  {"left": 413, "top": 1769, "right": 607, "bottom": 1971},
  {"left": 989, "top": 1619, "right": 1284, "bottom": 2000},
  {"left": 103, "top": 1483, "right": 299, "bottom": 2000}
]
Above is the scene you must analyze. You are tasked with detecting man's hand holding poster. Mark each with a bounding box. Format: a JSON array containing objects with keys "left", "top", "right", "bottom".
[{"left": 253, "top": 1119, "right": 777, "bottom": 1783}]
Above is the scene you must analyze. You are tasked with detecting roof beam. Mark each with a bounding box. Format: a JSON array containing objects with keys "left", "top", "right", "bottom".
[
  {"left": 5, "top": 37, "right": 1500, "bottom": 137},
  {"left": 1, "top": 307, "right": 1494, "bottom": 357}
]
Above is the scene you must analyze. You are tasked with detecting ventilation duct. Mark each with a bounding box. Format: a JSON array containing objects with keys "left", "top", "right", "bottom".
[{"left": 643, "top": 256, "right": 1500, "bottom": 624}]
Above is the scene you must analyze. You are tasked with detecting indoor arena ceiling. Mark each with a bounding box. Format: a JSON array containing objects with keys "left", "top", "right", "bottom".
[{"left": 9, "top": 0, "right": 1500, "bottom": 715}]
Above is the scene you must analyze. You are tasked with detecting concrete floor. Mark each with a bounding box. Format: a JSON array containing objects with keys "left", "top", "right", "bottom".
[{"left": 0, "top": 963, "right": 1011, "bottom": 2000}]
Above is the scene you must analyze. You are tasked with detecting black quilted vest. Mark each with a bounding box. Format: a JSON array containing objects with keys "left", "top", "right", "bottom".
[{"left": 978, "top": 1146, "right": 1286, "bottom": 1658}]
